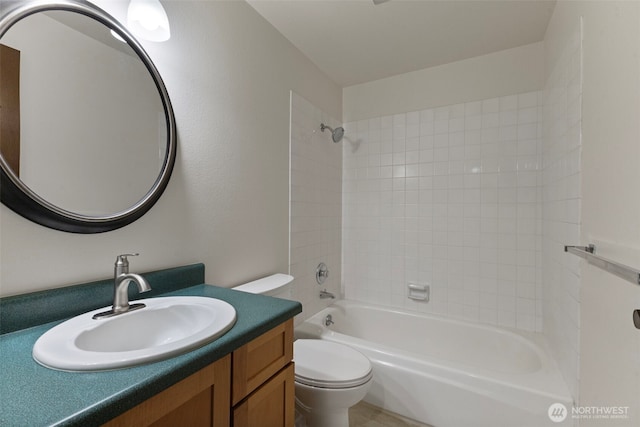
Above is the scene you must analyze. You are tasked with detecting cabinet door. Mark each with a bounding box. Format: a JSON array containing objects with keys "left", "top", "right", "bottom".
[
  {"left": 233, "top": 363, "right": 295, "bottom": 427},
  {"left": 103, "top": 355, "right": 230, "bottom": 427},
  {"left": 232, "top": 319, "right": 293, "bottom": 405}
]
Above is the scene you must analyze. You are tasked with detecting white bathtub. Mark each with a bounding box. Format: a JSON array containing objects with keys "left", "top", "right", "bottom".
[{"left": 295, "top": 300, "right": 573, "bottom": 427}]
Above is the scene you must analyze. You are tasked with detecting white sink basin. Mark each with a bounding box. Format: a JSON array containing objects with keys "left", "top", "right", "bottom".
[{"left": 33, "top": 296, "right": 236, "bottom": 371}]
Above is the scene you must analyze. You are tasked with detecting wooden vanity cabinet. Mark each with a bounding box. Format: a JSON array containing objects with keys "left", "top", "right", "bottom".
[
  {"left": 232, "top": 319, "right": 295, "bottom": 427},
  {"left": 102, "top": 319, "right": 295, "bottom": 427}
]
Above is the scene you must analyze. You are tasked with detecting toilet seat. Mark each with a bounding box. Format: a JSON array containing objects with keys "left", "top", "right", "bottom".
[{"left": 294, "top": 340, "right": 373, "bottom": 389}]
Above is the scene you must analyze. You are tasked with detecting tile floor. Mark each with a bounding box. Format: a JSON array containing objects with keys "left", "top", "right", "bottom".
[{"left": 349, "top": 402, "right": 433, "bottom": 427}]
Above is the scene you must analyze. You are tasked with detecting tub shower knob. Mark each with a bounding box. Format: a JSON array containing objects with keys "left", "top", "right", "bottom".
[
  {"left": 316, "top": 263, "right": 329, "bottom": 285},
  {"left": 324, "top": 314, "right": 334, "bottom": 326}
]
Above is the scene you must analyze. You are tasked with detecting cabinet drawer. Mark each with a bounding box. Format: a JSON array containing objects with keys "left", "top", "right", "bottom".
[
  {"left": 233, "top": 363, "right": 295, "bottom": 427},
  {"left": 232, "top": 319, "right": 293, "bottom": 405}
]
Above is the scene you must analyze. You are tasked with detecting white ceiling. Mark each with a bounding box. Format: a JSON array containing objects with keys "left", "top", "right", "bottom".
[{"left": 247, "top": 0, "right": 556, "bottom": 87}]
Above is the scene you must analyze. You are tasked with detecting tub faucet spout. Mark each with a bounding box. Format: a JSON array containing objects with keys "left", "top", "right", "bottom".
[{"left": 319, "top": 289, "right": 335, "bottom": 299}]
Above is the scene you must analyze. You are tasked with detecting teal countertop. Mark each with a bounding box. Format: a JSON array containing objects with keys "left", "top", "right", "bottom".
[{"left": 0, "top": 265, "right": 302, "bottom": 426}]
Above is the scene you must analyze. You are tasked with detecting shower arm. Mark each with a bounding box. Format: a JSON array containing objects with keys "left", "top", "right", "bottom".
[{"left": 320, "top": 123, "right": 333, "bottom": 132}]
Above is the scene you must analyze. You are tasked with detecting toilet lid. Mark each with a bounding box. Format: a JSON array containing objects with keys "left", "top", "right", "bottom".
[{"left": 294, "top": 340, "right": 373, "bottom": 389}]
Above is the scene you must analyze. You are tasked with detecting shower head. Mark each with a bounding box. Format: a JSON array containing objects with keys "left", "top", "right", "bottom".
[{"left": 320, "top": 123, "right": 344, "bottom": 143}]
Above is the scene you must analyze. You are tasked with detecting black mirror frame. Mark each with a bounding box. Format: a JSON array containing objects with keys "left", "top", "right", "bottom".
[{"left": 0, "top": 0, "right": 177, "bottom": 233}]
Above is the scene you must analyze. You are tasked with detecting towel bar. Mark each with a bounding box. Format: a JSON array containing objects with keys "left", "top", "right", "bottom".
[{"left": 564, "top": 244, "right": 640, "bottom": 286}]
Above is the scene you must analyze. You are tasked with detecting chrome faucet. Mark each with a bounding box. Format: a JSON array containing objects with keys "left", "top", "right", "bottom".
[
  {"left": 93, "top": 253, "right": 151, "bottom": 319},
  {"left": 324, "top": 314, "right": 334, "bottom": 327},
  {"left": 319, "top": 289, "right": 335, "bottom": 299}
]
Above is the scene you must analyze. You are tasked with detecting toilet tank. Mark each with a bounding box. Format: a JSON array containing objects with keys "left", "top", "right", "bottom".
[{"left": 233, "top": 274, "right": 293, "bottom": 299}]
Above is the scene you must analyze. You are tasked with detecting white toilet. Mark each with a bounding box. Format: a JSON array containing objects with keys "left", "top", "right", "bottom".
[
  {"left": 233, "top": 274, "right": 373, "bottom": 427},
  {"left": 294, "top": 339, "right": 372, "bottom": 427}
]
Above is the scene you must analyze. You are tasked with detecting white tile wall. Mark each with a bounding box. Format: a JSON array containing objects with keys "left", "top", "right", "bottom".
[
  {"left": 542, "top": 23, "right": 582, "bottom": 401},
  {"left": 289, "top": 92, "right": 342, "bottom": 323},
  {"left": 343, "top": 91, "right": 544, "bottom": 331}
]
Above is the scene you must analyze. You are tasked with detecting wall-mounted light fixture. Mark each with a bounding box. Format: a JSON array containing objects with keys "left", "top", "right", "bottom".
[{"left": 127, "top": 0, "right": 170, "bottom": 42}]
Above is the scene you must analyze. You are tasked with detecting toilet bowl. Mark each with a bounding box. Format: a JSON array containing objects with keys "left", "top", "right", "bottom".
[
  {"left": 231, "top": 275, "right": 372, "bottom": 427},
  {"left": 294, "top": 339, "right": 373, "bottom": 427}
]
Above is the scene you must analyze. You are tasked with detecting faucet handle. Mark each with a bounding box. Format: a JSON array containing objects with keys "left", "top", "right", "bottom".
[
  {"left": 114, "top": 253, "right": 139, "bottom": 275},
  {"left": 115, "top": 253, "right": 139, "bottom": 264}
]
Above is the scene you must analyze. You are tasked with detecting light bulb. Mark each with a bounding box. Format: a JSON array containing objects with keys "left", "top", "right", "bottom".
[
  {"left": 127, "top": 0, "right": 170, "bottom": 42},
  {"left": 139, "top": 15, "right": 160, "bottom": 31}
]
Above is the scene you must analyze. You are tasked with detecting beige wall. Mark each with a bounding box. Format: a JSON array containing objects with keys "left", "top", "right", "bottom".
[
  {"left": 343, "top": 42, "right": 544, "bottom": 122},
  {"left": 0, "top": 0, "right": 341, "bottom": 296},
  {"left": 546, "top": 0, "right": 640, "bottom": 422}
]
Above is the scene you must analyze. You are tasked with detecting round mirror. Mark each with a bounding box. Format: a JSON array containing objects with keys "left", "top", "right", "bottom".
[{"left": 0, "top": 0, "right": 176, "bottom": 233}]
